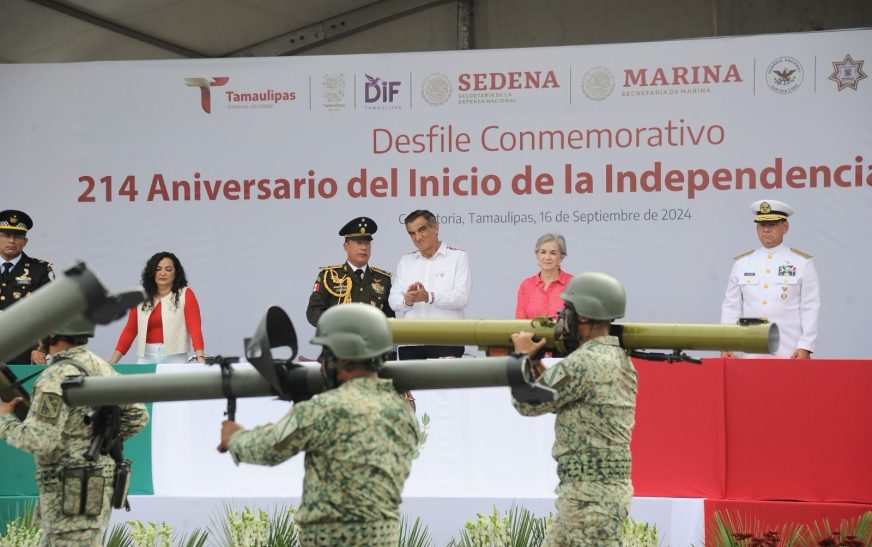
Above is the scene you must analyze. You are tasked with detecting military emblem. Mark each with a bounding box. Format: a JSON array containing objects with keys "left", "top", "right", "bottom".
[
  {"left": 829, "top": 54, "right": 867, "bottom": 91},
  {"left": 421, "top": 73, "right": 452, "bottom": 106},
  {"left": 760, "top": 202, "right": 771, "bottom": 214},
  {"left": 372, "top": 281, "right": 384, "bottom": 295},
  {"left": 541, "top": 362, "right": 570, "bottom": 390},
  {"left": 582, "top": 66, "right": 615, "bottom": 101},
  {"left": 9, "top": 214, "right": 18, "bottom": 225},
  {"left": 36, "top": 393, "right": 63, "bottom": 423},
  {"left": 766, "top": 56, "right": 803, "bottom": 94}
]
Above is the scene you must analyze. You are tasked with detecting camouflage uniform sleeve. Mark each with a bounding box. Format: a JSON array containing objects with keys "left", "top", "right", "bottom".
[
  {"left": 0, "top": 364, "right": 77, "bottom": 455},
  {"left": 228, "top": 402, "right": 315, "bottom": 466},
  {"left": 512, "top": 352, "right": 590, "bottom": 416},
  {"left": 120, "top": 402, "right": 149, "bottom": 441}
]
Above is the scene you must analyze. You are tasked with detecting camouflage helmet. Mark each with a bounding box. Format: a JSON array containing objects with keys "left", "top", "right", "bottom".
[
  {"left": 310, "top": 303, "right": 393, "bottom": 361},
  {"left": 559, "top": 272, "right": 626, "bottom": 321},
  {"left": 54, "top": 315, "right": 96, "bottom": 337}
]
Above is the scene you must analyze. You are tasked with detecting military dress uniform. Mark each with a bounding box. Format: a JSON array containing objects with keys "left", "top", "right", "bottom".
[
  {"left": 228, "top": 376, "right": 419, "bottom": 546},
  {"left": 0, "top": 210, "right": 53, "bottom": 364},
  {"left": 0, "top": 346, "right": 148, "bottom": 546},
  {"left": 720, "top": 199, "right": 820, "bottom": 357},
  {"left": 0, "top": 252, "right": 53, "bottom": 308},
  {"left": 306, "top": 217, "right": 394, "bottom": 327},
  {"left": 513, "top": 336, "right": 638, "bottom": 547},
  {"left": 306, "top": 263, "right": 394, "bottom": 327},
  {"left": 721, "top": 245, "right": 819, "bottom": 357}
]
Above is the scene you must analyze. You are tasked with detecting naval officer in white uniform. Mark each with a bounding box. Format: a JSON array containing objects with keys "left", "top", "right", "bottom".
[{"left": 721, "top": 199, "right": 820, "bottom": 359}]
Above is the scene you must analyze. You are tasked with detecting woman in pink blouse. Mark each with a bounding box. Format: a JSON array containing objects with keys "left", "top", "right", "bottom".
[{"left": 515, "top": 233, "right": 573, "bottom": 320}]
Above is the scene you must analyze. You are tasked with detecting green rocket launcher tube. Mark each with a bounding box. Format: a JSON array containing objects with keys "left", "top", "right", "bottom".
[{"left": 387, "top": 318, "right": 778, "bottom": 355}]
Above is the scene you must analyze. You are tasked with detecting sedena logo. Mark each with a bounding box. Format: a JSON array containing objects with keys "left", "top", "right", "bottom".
[{"left": 184, "top": 77, "right": 230, "bottom": 113}]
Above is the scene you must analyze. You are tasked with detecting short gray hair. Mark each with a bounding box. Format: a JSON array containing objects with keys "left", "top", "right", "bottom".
[{"left": 534, "top": 233, "right": 567, "bottom": 256}]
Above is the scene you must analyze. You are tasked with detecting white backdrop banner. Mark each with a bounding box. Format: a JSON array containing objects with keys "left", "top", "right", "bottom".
[{"left": 1, "top": 29, "right": 870, "bottom": 359}]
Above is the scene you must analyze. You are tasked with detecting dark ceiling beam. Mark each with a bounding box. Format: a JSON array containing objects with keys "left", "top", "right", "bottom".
[
  {"left": 228, "top": 0, "right": 453, "bottom": 57},
  {"left": 28, "top": 0, "right": 209, "bottom": 58}
]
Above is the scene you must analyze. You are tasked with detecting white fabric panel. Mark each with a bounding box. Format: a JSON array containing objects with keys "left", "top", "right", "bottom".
[
  {"left": 0, "top": 30, "right": 869, "bottom": 363},
  {"left": 150, "top": 363, "right": 558, "bottom": 498}
]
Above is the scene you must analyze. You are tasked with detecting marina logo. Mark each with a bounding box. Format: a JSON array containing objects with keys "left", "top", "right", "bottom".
[
  {"left": 184, "top": 76, "right": 229, "bottom": 113},
  {"left": 581, "top": 67, "right": 615, "bottom": 101},
  {"left": 623, "top": 64, "right": 742, "bottom": 87},
  {"left": 828, "top": 54, "right": 867, "bottom": 91},
  {"left": 765, "top": 56, "right": 803, "bottom": 94},
  {"left": 620, "top": 63, "right": 741, "bottom": 98},
  {"left": 421, "top": 73, "right": 452, "bottom": 106}
]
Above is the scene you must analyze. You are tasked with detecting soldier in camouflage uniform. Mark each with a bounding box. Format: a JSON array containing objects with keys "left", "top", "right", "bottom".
[
  {"left": 511, "top": 272, "right": 637, "bottom": 547},
  {"left": 0, "top": 316, "right": 149, "bottom": 546},
  {"left": 219, "top": 303, "right": 419, "bottom": 546}
]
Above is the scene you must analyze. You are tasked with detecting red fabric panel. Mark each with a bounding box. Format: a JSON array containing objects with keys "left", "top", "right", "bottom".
[
  {"left": 724, "top": 359, "right": 872, "bottom": 503},
  {"left": 704, "top": 499, "right": 872, "bottom": 545},
  {"left": 631, "top": 358, "right": 726, "bottom": 498}
]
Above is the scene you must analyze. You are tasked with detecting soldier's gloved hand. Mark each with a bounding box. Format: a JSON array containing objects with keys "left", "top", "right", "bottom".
[{"left": 0, "top": 396, "right": 24, "bottom": 417}]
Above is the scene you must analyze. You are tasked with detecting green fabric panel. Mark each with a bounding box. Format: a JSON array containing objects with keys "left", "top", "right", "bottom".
[
  {"left": 116, "top": 365, "right": 155, "bottom": 495},
  {"left": 0, "top": 364, "right": 156, "bottom": 498}
]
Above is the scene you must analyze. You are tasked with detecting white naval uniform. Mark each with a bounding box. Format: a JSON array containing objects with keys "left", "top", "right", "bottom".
[
  {"left": 721, "top": 244, "right": 820, "bottom": 357},
  {"left": 388, "top": 242, "right": 471, "bottom": 319}
]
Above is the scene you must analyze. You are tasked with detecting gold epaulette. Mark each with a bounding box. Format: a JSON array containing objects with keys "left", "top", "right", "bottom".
[
  {"left": 318, "top": 264, "right": 344, "bottom": 271},
  {"left": 370, "top": 266, "right": 392, "bottom": 277},
  {"left": 790, "top": 247, "right": 812, "bottom": 259},
  {"left": 733, "top": 249, "right": 754, "bottom": 260}
]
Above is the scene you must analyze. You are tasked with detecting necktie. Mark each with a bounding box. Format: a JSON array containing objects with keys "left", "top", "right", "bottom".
[
  {"left": 355, "top": 268, "right": 364, "bottom": 280},
  {"left": 1, "top": 263, "right": 11, "bottom": 276}
]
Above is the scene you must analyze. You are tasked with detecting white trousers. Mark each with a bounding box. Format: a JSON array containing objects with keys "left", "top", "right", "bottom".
[{"left": 138, "top": 343, "right": 189, "bottom": 364}]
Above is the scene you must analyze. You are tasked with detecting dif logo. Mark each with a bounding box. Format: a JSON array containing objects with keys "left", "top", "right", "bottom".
[{"left": 364, "top": 74, "right": 401, "bottom": 103}]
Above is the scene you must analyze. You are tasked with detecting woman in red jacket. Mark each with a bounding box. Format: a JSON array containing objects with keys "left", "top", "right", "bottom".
[{"left": 109, "top": 251, "right": 205, "bottom": 364}]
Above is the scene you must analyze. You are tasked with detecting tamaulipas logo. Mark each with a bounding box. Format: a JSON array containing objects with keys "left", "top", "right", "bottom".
[{"left": 184, "top": 77, "right": 230, "bottom": 113}]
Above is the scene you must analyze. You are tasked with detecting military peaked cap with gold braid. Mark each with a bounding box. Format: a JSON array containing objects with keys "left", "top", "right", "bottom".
[
  {"left": 339, "top": 217, "right": 377, "bottom": 241},
  {"left": 0, "top": 209, "right": 33, "bottom": 234},
  {"left": 750, "top": 199, "right": 794, "bottom": 223}
]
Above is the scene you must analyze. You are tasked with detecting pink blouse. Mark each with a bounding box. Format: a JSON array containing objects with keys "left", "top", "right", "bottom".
[{"left": 515, "top": 270, "right": 573, "bottom": 319}]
